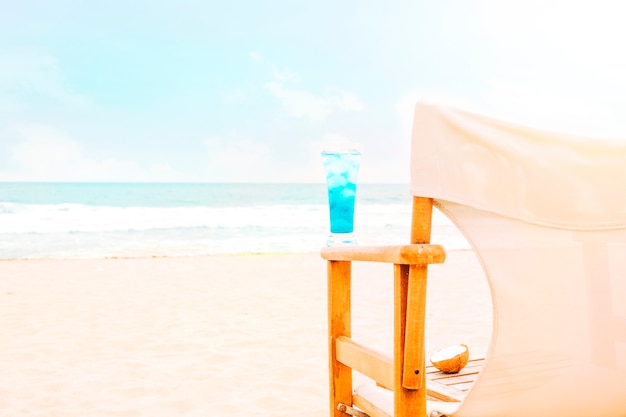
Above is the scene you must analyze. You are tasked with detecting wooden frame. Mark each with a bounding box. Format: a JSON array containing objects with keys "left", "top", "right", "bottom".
[{"left": 322, "top": 197, "right": 446, "bottom": 417}]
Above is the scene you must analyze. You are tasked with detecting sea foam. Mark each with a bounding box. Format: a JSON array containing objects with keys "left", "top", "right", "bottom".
[{"left": 0, "top": 183, "right": 469, "bottom": 259}]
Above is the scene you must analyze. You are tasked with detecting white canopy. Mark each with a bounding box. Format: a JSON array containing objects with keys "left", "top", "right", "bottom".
[{"left": 410, "top": 102, "right": 626, "bottom": 229}]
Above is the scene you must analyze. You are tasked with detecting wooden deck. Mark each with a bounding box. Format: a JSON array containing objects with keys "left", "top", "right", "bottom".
[{"left": 426, "top": 358, "right": 485, "bottom": 402}]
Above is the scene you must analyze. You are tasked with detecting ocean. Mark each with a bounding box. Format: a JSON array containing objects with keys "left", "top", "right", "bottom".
[{"left": 0, "top": 183, "right": 468, "bottom": 260}]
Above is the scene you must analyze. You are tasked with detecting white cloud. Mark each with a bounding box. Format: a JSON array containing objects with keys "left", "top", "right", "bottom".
[
  {"left": 328, "top": 90, "right": 365, "bottom": 111},
  {"left": 477, "top": 80, "right": 625, "bottom": 135},
  {"left": 322, "top": 132, "right": 353, "bottom": 143},
  {"left": 316, "top": 132, "right": 359, "bottom": 152},
  {"left": 265, "top": 81, "right": 331, "bottom": 121},
  {"left": 0, "top": 49, "right": 86, "bottom": 106},
  {"left": 271, "top": 67, "right": 300, "bottom": 83},
  {"left": 249, "top": 51, "right": 263, "bottom": 62},
  {"left": 7, "top": 125, "right": 84, "bottom": 179},
  {"left": 0, "top": 124, "right": 185, "bottom": 181},
  {"left": 265, "top": 81, "right": 365, "bottom": 122},
  {"left": 150, "top": 163, "right": 183, "bottom": 178},
  {"left": 252, "top": 54, "right": 365, "bottom": 122},
  {"left": 397, "top": 82, "right": 626, "bottom": 139},
  {"left": 203, "top": 136, "right": 272, "bottom": 182}
]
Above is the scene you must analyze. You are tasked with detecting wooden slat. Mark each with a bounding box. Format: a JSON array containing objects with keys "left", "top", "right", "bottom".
[
  {"left": 353, "top": 394, "right": 392, "bottom": 417},
  {"left": 428, "top": 372, "right": 482, "bottom": 382},
  {"left": 426, "top": 379, "right": 464, "bottom": 402},
  {"left": 426, "top": 358, "right": 485, "bottom": 377},
  {"left": 334, "top": 343, "right": 485, "bottom": 402},
  {"left": 426, "top": 358, "right": 485, "bottom": 400},
  {"left": 402, "top": 264, "right": 427, "bottom": 390},
  {"left": 448, "top": 381, "right": 475, "bottom": 392},
  {"left": 394, "top": 264, "right": 426, "bottom": 416},
  {"left": 428, "top": 376, "right": 482, "bottom": 386},
  {"left": 321, "top": 244, "right": 445, "bottom": 265},
  {"left": 336, "top": 336, "right": 394, "bottom": 390},
  {"left": 401, "top": 197, "right": 433, "bottom": 391}
]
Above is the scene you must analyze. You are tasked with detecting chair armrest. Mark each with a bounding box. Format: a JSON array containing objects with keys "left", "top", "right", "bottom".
[{"left": 320, "top": 244, "right": 445, "bottom": 265}]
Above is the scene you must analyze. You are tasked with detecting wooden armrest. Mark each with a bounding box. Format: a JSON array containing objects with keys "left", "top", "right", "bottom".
[{"left": 321, "top": 244, "right": 445, "bottom": 265}]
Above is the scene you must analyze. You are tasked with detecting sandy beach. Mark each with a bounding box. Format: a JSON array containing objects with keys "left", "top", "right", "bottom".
[{"left": 0, "top": 250, "right": 491, "bottom": 416}]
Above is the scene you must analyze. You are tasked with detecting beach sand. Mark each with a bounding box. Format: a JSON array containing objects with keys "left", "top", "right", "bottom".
[{"left": 0, "top": 250, "right": 491, "bottom": 416}]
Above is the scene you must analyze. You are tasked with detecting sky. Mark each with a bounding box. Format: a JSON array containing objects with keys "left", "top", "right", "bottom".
[{"left": 2, "top": 0, "right": 626, "bottom": 183}]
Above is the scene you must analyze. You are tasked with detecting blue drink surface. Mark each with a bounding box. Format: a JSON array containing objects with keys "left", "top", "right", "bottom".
[{"left": 323, "top": 151, "right": 361, "bottom": 234}]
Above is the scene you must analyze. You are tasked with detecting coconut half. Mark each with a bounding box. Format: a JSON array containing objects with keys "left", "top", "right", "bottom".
[{"left": 430, "top": 344, "right": 469, "bottom": 374}]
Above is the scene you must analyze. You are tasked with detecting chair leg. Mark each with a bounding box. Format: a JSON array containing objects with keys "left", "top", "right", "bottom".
[{"left": 328, "top": 260, "right": 353, "bottom": 417}]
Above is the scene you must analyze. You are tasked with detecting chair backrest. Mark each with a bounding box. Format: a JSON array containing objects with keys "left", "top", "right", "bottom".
[{"left": 411, "top": 103, "right": 626, "bottom": 417}]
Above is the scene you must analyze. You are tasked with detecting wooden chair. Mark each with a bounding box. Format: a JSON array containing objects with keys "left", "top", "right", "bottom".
[{"left": 322, "top": 102, "right": 626, "bottom": 417}]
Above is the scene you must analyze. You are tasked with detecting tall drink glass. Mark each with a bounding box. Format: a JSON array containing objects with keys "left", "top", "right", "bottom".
[{"left": 322, "top": 144, "right": 361, "bottom": 246}]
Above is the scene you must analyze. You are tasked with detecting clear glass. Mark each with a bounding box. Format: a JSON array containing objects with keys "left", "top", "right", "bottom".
[{"left": 322, "top": 144, "right": 362, "bottom": 246}]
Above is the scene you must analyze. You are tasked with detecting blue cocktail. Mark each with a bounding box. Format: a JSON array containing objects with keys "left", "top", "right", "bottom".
[{"left": 322, "top": 145, "right": 361, "bottom": 246}]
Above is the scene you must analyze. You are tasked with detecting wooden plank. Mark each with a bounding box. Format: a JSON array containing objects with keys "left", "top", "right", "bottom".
[
  {"left": 328, "top": 261, "right": 353, "bottom": 417},
  {"left": 402, "top": 265, "right": 427, "bottom": 389},
  {"left": 426, "top": 358, "right": 485, "bottom": 400},
  {"left": 426, "top": 358, "right": 485, "bottom": 377},
  {"left": 336, "top": 336, "right": 394, "bottom": 391},
  {"left": 401, "top": 197, "right": 434, "bottom": 391},
  {"left": 427, "top": 366, "right": 482, "bottom": 378},
  {"left": 426, "top": 379, "right": 464, "bottom": 402},
  {"left": 353, "top": 394, "right": 392, "bottom": 417},
  {"left": 320, "top": 244, "right": 445, "bottom": 265},
  {"left": 428, "top": 373, "right": 480, "bottom": 385},
  {"left": 451, "top": 381, "right": 475, "bottom": 392},
  {"left": 394, "top": 264, "right": 426, "bottom": 417}
]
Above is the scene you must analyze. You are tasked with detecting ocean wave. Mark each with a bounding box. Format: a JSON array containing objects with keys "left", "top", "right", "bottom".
[
  {"left": 0, "top": 201, "right": 469, "bottom": 259},
  {"left": 0, "top": 202, "right": 420, "bottom": 234}
]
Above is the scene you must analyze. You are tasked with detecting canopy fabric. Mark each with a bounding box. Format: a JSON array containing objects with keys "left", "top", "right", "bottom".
[
  {"left": 410, "top": 102, "right": 626, "bottom": 229},
  {"left": 404, "top": 102, "right": 626, "bottom": 417}
]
